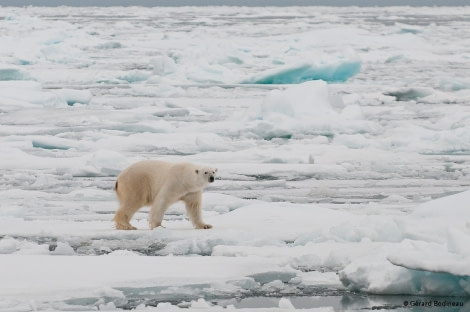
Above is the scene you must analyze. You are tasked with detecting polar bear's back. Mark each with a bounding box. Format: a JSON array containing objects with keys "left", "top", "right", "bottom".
[
  {"left": 122, "top": 159, "right": 172, "bottom": 178},
  {"left": 116, "top": 160, "right": 176, "bottom": 205}
]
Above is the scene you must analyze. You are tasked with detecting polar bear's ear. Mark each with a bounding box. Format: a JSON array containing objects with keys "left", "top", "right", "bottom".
[{"left": 215, "top": 168, "right": 218, "bottom": 173}]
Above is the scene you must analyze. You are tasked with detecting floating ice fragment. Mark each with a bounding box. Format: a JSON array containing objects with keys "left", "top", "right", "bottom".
[
  {"left": 190, "top": 298, "right": 212, "bottom": 309},
  {"left": 0, "top": 81, "right": 66, "bottom": 107},
  {"left": 41, "top": 45, "right": 90, "bottom": 65},
  {"left": 98, "top": 302, "right": 117, "bottom": 311},
  {"left": 155, "top": 302, "right": 180, "bottom": 310},
  {"left": 152, "top": 55, "right": 177, "bottom": 76},
  {"left": 187, "top": 62, "right": 235, "bottom": 84},
  {"left": 397, "top": 26, "right": 422, "bottom": 35},
  {"left": 56, "top": 89, "right": 93, "bottom": 106},
  {"left": 52, "top": 242, "right": 75, "bottom": 255},
  {"left": 117, "top": 70, "right": 152, "bottom": 83},
  {"left": 32, "top": 139, "right": 70, "bottom": 150},
  {"left": 255, "top": 80, "right": 336, "bottom": 120},
  {"left": 340, "top": 104, "right": 364, "bottom": 120},
  {"left": 106, "top": 250, "right": 141, "bottom": 256},
  {"left": 246, "top": 80, "right": 379, "bottom": 138},
  {"left": 153, "top": 108, "right": 189, "bottom": 117},
  {"left": 340, "top": 191, "right": 470, "bottom": 296},
  {"left": 250, "top": 271, "right": 296, "bottom": 285},
  {"left": 381, "top": 194, "right": 411, "bottom": 204},
  {"left": 333, "top": 134, "right": 370, "bottom": 149},
  {"left": 0, "top": 237, "right": 17, "bottom": 254},
  {"left": 242, "top": 56, "right": 361, "bottom": 84},
  {"left": 385, "top": 247, "right": 470, "bottom": 296},
  {"left": 339, "top": 252, "right": 417, "bottom": 295},
  {"left": 195, "top": 133, "right": 232, "bottom": 152},
  {"left": 385, "top": 54, "right": 409, "bottom": 63},
  {"left": 439, "top": 77, "right": 470, "bottom": 91},
  {"left": 72, "top": 150, "right": 130, "bottom": 177},
  {"left": 0, "top": 66, "right": 32, "bottom": 81},
  {"left": 388, "top": 250, "right": 470, "bottom": 279},
  {"left": 384, "top": 87, "right": 434, "bottom": 102}
]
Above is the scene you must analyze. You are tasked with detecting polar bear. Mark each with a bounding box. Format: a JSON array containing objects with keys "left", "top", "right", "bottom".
[{"left": 113, "top": 160, "right": 217, "bottom": 230}]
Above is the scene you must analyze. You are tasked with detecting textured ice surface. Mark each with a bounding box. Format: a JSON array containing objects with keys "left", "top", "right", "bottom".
[
  {"left": 339, "top": 190, "right": 470, "bottom": 296},
  {"left": 1, "top": 5, "right": 470, "bottom": 312}
]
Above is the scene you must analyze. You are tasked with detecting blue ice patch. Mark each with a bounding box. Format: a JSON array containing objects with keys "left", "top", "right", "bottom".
[
  {"left": 242, "top": 60, "right": 361, "bottom": 84},
  {"left": 0, "top": 68, "right": 32, "bottom": 81}
]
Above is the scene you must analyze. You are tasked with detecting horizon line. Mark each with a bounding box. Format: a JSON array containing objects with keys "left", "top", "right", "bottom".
[{"left": 1, "top": 0, "right": 469, "bottom": 7}]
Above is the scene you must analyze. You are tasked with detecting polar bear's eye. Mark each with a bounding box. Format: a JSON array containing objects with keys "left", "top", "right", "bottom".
[{"left": 204, "top": 171, "right": 208, "bottom": 175}]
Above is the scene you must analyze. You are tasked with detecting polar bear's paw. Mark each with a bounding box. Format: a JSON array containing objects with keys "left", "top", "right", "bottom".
[
  {"left": 115, "top": 223, "right": 137, "bottom": 230},
  {"left": 195, "top": 223, "right": 213, "bottom": 230},
  {"left": 149, "top": 221, "right": 163, "bottom": 230}
]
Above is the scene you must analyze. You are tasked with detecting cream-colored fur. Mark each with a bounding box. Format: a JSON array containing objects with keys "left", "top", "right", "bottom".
[{"left": 113, "top": 160, "right": 217, "bottom": 230}]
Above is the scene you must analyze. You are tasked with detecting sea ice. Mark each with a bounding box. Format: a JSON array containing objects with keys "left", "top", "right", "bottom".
[
  {"left": 1, "top": 5, "right": 470, "bottom": 311},
  {"left": 339, "top": 190, "right": 470, "bottom": 296}
]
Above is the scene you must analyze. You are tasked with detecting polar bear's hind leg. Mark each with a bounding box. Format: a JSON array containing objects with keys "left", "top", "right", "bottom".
[{"left": 113, "top": 207, "right": 138, "bottom": 230}]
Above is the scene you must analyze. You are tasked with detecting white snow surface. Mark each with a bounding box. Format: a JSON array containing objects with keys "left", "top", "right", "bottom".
[{"left": 1, "top": 5, "right": 470, "bottom": 312}]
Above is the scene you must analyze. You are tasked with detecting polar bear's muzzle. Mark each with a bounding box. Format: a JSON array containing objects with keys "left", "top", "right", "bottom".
[{"left": 209, "top": 176, "right": 215, "bottom": 183}]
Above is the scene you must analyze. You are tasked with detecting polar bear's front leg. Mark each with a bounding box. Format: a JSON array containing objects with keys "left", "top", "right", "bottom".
[
  {"left": 182, "top": 191, "right": 212, "bottom": 229},
  {"left": 149, "top": 197, "right": 170, "bottom": 230}
]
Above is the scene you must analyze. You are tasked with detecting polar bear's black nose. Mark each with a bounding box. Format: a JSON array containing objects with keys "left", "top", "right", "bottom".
[{"left": 209, "top": 176, "right": 215, "bottom": 183}]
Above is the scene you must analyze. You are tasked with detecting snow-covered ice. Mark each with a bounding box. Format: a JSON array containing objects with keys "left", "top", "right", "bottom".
[{"left": 1, "top": 5, "right": 470, "bottom": 311}]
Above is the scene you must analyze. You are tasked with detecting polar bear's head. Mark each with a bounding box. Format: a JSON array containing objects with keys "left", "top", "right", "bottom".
[{"left": 195, "top": 167, "right": 217, "bottom": 185}]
